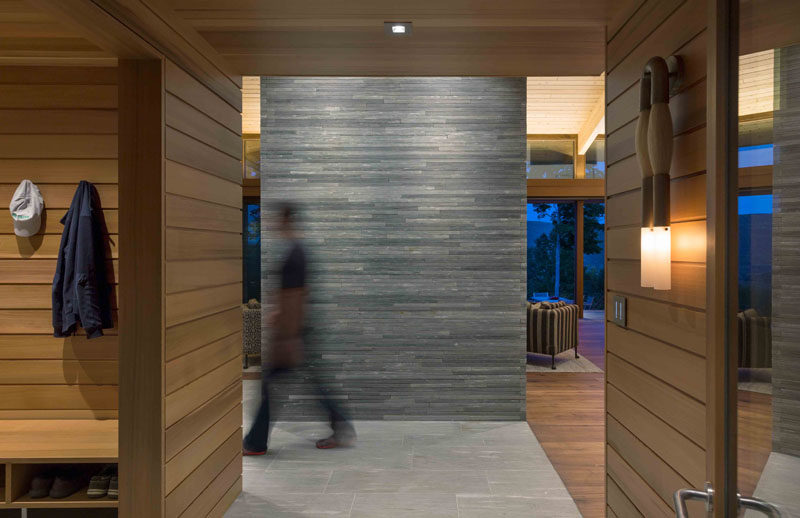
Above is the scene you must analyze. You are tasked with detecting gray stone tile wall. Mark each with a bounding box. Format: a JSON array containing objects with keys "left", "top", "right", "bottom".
[
  {"left": 261, "top": 77, "right": 526, "bottom": 420},
  {"left": 773, "top": 45, "right": 800, "bottom": 456}
]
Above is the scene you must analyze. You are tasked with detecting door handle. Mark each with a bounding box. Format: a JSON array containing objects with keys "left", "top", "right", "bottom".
[
  {"left": 738, "top": 495, "right": 782, "bottom": 517},
  {"left": 673, "top": 483, "right": 783, "bottom": 518},
  {"left": 673, "top": 483, "right": 713, "bottom": 518}
]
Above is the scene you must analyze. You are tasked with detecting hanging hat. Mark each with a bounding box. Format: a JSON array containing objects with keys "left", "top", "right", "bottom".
[{"left": 9, "top": 179, "right": 44, "bottom": 237}]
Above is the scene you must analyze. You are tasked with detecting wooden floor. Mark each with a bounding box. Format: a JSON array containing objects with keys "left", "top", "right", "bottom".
[
  {"left": 577, "top": 312, "right": 605, "bottom": 370},
  {"left": 527, "top": 317, "right": 606, "bottom": 518},
  {"left": 526, "top": 315, "right": 775, "bottom": 518},
  {"left": 738, "top": 389, "right": 773, "bottom": 497}
]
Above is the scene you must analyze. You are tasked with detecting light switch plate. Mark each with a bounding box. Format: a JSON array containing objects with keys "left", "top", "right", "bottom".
[{"left": 612, "top": 295, "right": 627, "bottom": 327}]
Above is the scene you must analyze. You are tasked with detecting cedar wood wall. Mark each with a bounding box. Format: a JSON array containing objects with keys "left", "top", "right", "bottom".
[
  {"left": 0, "top": 61, "right": 244, "bottom": 516},
  {"left": 162, "top": 60, "right": 243, "bottom": 518},
  {"left": 604, "top": 0, "right": 709, "bottom": 516},
  {"left": 0, "top": 66, "right": 119, "bottom": 419}
]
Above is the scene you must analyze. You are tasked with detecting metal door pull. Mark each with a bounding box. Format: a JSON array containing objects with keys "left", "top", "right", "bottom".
[
  {"left": 673, "top": 484, "right": 713, "bottom": 518},
  {"left": 738, "top": 495, "right": 782, "bottom": 518},
  {"left": 673, "top": 484, "right": 783, "bottom": 518}
]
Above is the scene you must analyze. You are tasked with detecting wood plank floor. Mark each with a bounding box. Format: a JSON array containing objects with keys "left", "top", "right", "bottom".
[
  {"left": 526, "top": 315, "right": 774, "bottom": 517},
  {"left": 527, "top": 317, "right": 606, "bottom": 518},
  {"left": 738, "top": 389, "right": 772, "bottom": 497}
]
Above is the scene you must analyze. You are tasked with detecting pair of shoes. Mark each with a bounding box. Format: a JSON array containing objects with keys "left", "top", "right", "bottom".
[
  {"left": 242, "top": 439, "right": 267, "bottom": 456},
  {"left": 87, "top": 465, "right": 117, "bottom": 499},
  {"left": 28, "top": 468, "right": 85, "bottom": 499}
]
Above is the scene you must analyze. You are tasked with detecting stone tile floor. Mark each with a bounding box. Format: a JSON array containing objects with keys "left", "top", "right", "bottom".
[
  {"left": 225, "top": 381, "right": 581, "bottom": 518},
  {"left": 746, "top": 452, "right": 800, "bottom": 518}
]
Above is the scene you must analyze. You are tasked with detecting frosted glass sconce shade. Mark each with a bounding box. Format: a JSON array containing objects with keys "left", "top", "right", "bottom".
[
  {"left": 650, "top": 226, "right": 671, "bottom": 290},
  {"left": 641, "top": 227, "right": 655, "bottom": 288}
]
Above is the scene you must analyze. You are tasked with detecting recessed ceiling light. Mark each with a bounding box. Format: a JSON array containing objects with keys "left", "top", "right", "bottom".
[{"left": 384, "top": 22, "right": 412, "bottom": 36}]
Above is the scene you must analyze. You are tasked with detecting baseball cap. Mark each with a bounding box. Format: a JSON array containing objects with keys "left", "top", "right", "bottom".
[{"left": 9, "top": 179, "right": 44, "bottom": 237}]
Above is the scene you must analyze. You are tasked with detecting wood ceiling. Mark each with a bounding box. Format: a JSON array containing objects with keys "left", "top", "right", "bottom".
[
  {"left": 5, "top": 0, "right": 779, "bottom": 136},
  {"left": 527, "top": 75, "right": 604, "bottom": 135},
  {"left": 241, "top": 75, "right": 260, "bottom": 134},
  {"left": 739, "top": 49, "right": 774, "bottom": 116},
  {"left": 164, "top": 0, "right": 638, "bottom": 76},
  {"left": 0, "top": 0, "right": 114, "bottom": 65}
]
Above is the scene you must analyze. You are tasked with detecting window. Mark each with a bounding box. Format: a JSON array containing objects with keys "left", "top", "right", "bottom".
[
  {"left": 584, "top": 138, "right": 605, "bottom": 179},
  {"left": 738, "top": 117, "right": 773, "bottom": 168},
  {"left": 527, "top": 139, "right": 575, "bottom": 179},
  {"left": 243, "top": 197, "right": 261, "bottom": 302},
  {"left": 583, "top": 202, "right": 605, "bottom": 310},
  {"left": 738, "top": 193, "right": 772, "bottom": 316},
  {"left": 243, "top": 138, "right": 260, "bottom": 180},
  {"left": 527, "top": 202, "right": 576, "bottom": 302}
]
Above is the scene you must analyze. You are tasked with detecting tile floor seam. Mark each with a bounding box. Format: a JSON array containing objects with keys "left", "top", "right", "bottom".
[
  {"left": 322, "top": 468, "right": 335, "bottom": 494},
  {"left": 347, "top": 492, "right": 357, "bottom": 518}
]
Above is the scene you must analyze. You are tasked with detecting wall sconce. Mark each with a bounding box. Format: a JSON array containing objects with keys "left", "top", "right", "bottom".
[{"left": 637, "top": 56, "right": 683, "bottom": 290}]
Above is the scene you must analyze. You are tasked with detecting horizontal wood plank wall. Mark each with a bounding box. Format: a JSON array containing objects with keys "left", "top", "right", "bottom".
[
  {"left": 605, "top": 0, "right": 709, "bottom": 515},
  {"left": 162, "top": 59, "right": 243, "bottom": 518},
  {"left": 0, "top": 66, "right": 118, "bottom": 420}
]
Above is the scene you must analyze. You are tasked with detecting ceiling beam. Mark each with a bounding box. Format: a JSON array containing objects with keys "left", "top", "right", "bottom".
[
  {"left": 178, "top": 16, "right": 605, "bottom": 30},
  {"left": 170, "top": 0, "right": 617, "bottom": 25},
  {"left": 527, "top": 179, "right": 605, "bottom": 199},
  {"left": 25, "top": 0, "right": 158, "bottom": 59},
  {"left": 27, "top": 0, "right": 241, "bottom": 110},
  {"left": 577, "top": 93, "right": 605, "bottom": 155}
]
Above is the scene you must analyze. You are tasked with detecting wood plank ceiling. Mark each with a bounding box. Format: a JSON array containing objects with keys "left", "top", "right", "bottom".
[
  {"left": 241, "top": 76, "right": 260, "bottom": 135},
  {"left": 0, "top": 0, "right": 114, "bottom": 65},
  {"left": 527, "top": 75, "right": 605, "bottom": 135},
  {"left": 739, "top": 49, "right": 774, "bottom": 116},
  {"left": 164, "top": 0, "right": 638, "bottom": 76}
]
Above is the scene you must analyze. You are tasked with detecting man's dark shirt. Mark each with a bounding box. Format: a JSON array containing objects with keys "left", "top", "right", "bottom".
[{"left": 281, "top": 240, "right": 306, "bottom": 290}]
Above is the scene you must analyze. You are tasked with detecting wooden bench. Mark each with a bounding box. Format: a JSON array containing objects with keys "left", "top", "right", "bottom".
[{"left": 0, "top": 420, "right": 118, "bottom": 510}]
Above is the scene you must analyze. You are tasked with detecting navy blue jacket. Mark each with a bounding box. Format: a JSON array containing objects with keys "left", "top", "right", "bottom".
[{"left": 52, "top": 181, "right": 113, "bottom": 339}]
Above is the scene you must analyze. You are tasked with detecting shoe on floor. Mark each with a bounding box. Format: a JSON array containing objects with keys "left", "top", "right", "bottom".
[
  {"left": 27, "top": 471, "right": 56, "bottom": 499},
  {"left": 50, "top": 469, "right": 84, "bottom": 499},
  {"left": 87, "top": 465, "right": 115, "bottom": 499},
  {"left": 242, "top": 439, "right": 266, "bottom": 456},
  {"left": 316, "top": 433, "right": 356, "bottom": 449},
  {"left": 243, "top": 447, "right": 267, "bottom": 456},
  {"left": 107, "top": 475, "right": 118, "bottom": 500}
]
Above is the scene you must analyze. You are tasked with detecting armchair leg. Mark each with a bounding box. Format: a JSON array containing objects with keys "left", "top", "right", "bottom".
[
  {"left": 551, "top": 354, "right": 556, "bottom": 370},
  {"left": 575, "top": 346, "right": 579, "bottom": 359}
]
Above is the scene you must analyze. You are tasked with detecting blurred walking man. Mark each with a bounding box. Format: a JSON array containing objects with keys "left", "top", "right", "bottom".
[{"left": 243, "top": 203, "right": 355, "bottom": 455}]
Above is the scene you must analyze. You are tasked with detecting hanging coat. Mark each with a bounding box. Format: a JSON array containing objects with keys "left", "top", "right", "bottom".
[{"left": 52, "top": 181, "right": 113, "bottom": 339}]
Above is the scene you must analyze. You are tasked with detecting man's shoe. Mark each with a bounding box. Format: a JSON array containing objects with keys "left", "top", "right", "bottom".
[
  {"left": 49, "top": 470, "right": 84, "bottom": 499},
  {"left": 243, "top": 440, "right": 266, "bottom": 456},
  {"left": 316, "top": 433, "right": 356, "bottom": 449},
  {"left": 87, "top": 465, "right": 115, "bottom": 498},
  {"left": 243, "top": 448, "right": 267, "bottom": 456},
  {"left": 27, "top": 471, "right": 56, "bottom": 499}
]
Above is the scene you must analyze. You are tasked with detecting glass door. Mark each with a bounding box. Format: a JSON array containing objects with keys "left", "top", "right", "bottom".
[
  {"left": 731, "top": 2, "right": 800, "bottom": 515},
  {"left": 526, "top": 201, "right": 577, "bottom": 304}
]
